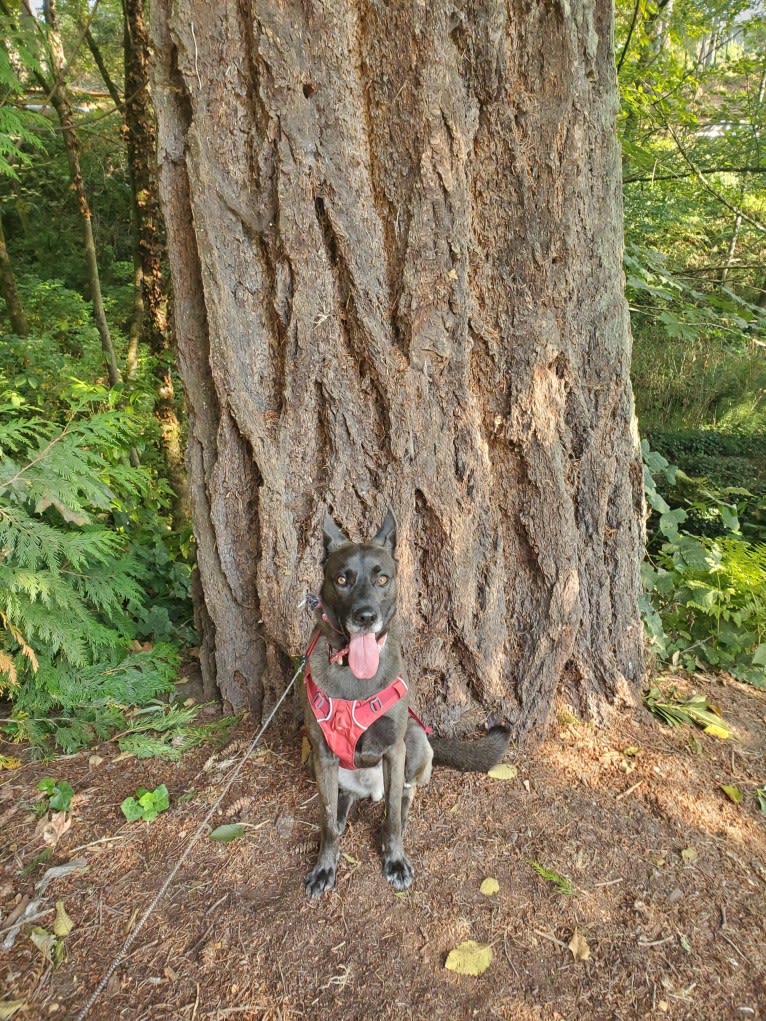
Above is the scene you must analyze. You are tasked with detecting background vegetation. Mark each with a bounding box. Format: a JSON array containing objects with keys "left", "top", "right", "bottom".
[{"left": 0, "top": 0, "right": 764, "bottom": 756}]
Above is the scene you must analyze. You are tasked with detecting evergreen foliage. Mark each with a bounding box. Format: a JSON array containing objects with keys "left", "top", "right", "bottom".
[{"left": 0, "top": 392, "right": 187, "bottom": 751}]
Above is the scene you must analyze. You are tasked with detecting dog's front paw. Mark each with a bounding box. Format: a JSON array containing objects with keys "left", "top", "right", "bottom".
[
  {"left": 305, "top": 863, "right": 337, "bottom": 898},
  {"left": 383, "top": 854, "right": 414, "bottom": 891}
]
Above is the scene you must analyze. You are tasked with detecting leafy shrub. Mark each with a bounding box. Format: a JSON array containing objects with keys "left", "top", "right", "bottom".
[
  {"left": 642, "top": 442, "right": 766, "bottom": 687},
  {"left": 0, "top": 392, "right": 185, "bottom": 752}
]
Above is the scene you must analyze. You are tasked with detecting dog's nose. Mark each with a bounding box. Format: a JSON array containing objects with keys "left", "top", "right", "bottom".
[{"left": 351, "top": 607, "right": 377, "bottom": 628}]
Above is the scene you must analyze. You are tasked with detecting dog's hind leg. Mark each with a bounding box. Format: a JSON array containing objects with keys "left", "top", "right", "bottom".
[
  {"left": 305, "top": 748, "right": 342, "bottom": 898},
  {"left": 380, "top": 738, "right": 414, "bottom": 891},
  {"left": 336, "top": 788, "right": 356, "bottom": 833}
]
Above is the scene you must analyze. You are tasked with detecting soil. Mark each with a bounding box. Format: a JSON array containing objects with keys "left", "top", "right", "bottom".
[{"left": 1, "top": 674, "right": 765, "bottom": 1021}]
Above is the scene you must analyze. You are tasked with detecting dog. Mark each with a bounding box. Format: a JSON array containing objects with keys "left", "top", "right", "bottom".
[{"left": 301, "top": 510, "right": 510, "bottom": 898}]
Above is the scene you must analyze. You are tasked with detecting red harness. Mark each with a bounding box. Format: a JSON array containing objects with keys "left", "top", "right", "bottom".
[{"left": 303, "top": 630, "right": 408, "bottom": 770}]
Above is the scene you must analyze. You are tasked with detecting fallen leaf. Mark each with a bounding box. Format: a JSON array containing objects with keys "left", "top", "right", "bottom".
[
  {"left": 0, "top": 755, "right": 22, "bottom": 770},
  {"left": 88, "top": 755, "right": 104, "bottom": 767},
  {"left": 53, "top": 901, "right": 74, "bottom": 938},
  {"left": 680, "top": 848, "right": 698, "bottom": 863},
  {"left": 29, "top": 926, "right": 57, "bottom": 962},
  {"left": 300, "top": 736, "right": 312, "bottom": 765},
  {"left": 480, "top": 877, "right": 500, "bottom": 896},
  {"left": 42, "top": 813, "right": 72, "bottom": 848},
  {"left": 720, "top": 784, "right": 743, "bottom": 804},
  {"left": 444, "top": 940, "right": 493, "bottom": 976},
  {"left": 568, "top": 929, "right": 591, "bottom": 961},
  {"left": 487, "top": 763, "right": 518, "bottom": 780},
  {"left": 209, "top": 824, "right": 246, "bottom": 842},
  {"left": 703, "top": 724, "right": 730, "bottom": 740},
  {"left": 0, "top": 999, "right": 27, "bottom": 1019}
]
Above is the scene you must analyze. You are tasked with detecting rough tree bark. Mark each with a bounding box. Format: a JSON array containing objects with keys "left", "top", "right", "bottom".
[
  {"left": 151, "top": 0, "right": 645, "bottom": 740},
  {"left": 0, "top": 211, "right": 28, "bottom": 335},
  {"left": 122, "top": 0, "right": 189, "bottom": 523}
]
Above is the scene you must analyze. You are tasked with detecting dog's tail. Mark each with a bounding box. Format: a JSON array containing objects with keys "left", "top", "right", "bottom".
[{"left": 430, "top": 725, "right": 511, "bottom": 773}]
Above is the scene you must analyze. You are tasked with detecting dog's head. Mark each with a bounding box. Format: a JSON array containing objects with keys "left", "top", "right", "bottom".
[{"left": 320, "top": 510, "right": 398, "bottom": 645}]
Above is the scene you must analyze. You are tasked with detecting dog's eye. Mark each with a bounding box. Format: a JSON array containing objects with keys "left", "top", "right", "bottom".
[
  {"left": 335, "top": 574, "right": 348, "bottom": 588},
  {"left": 376, "top": 575, "right": 389, "bottom": 587}
]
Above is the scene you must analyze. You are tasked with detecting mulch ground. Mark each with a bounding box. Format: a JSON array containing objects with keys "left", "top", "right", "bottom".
[{"left": 1, "top": 674, "right": 765, "bottom": 1021}]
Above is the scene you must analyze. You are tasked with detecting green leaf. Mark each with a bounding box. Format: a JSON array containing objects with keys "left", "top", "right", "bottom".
[
  {"left": 49, "top": 781, "right": 74, "bottom": 812},
  {"left": 720, "top": 784, "right": 743, "bottom": 804},
  {"left": 209, "top": 824, "right": 246, "bottom": 843},
  {"left": 120, "top": 796, "right": 144, "bottom": 822},
  {"left": 719, "top": 504, "right": 740, "bottom": 533},
  {"left": 36, "top": 778, "right": 74, "bottom": 812},
  {"left": 121, "top": 784, "right": 169, "bottom": 822}
]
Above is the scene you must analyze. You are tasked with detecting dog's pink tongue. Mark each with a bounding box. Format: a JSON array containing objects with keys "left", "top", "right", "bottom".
[{"left": 348, "top": 633, "right": 379, "bottom": 679}]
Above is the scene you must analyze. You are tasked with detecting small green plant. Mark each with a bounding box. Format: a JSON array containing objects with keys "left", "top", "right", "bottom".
[
  {"left": 528, "top": 860, "right": 576, "bottom": 896},
  {"left": 641, "top": 443, "right": 766, "bottom": 686},
  {"left": 115, "top": 703, "right": 236, "bottom": 761},
  {"left": 643, "top": 686, "right": 732, "bottom": 738},
  {"left": 120, "top": 784, "right": 170, "bottom": 823},
  {"left": 754, "top": 787, "right": 766, "bottom": 817},
  {"left": 36, "top": 777, "right": 74, "bottom": 813}
]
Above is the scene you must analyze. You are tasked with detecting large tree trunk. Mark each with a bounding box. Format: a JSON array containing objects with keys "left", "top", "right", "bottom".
[
  {"left": 151, "top": 0, "right": 645, "bottom": 740},
  {"left": 123, "top": 0, "right": 189, "bottom": 524}
]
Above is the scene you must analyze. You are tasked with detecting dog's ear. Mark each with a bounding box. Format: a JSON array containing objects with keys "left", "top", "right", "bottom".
[
  {"left": 372, "top": 509, "right": 397, "bottom": 552},
  {"left": 323, "top": 513, "right": 350, "bottom": 557}
]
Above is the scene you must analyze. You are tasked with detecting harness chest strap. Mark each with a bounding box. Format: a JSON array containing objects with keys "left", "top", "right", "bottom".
[
  {"left": 303, "top": 628, "right": 431, "bottom": 769},
  {"left": 304, "top": 665, "right": 409, "bottom": 771}
]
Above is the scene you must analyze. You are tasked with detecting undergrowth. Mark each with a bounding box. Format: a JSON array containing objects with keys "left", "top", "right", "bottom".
[
  {"left": 0, "top": 391, "right": 194, "bottom": 753},
  {"left": 641, "top": 442, "right": 766, "bottom": 687}
]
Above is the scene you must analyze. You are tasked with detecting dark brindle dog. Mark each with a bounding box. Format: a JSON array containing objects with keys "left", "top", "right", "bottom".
[{"left": 302, "top": 511, "right": 510, "bottom": 898}]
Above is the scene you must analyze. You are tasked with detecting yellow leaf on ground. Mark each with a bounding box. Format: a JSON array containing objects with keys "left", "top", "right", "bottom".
[
  {"left": 703, "top": 724, "right": 730, "bottom": 740},
  {"left": 53, "top": 901, "right": 74, "bottom": 938},
  {"left": 0, "top": 1000, "right": 27, "bottom": 1020},
  {"left": 444, "top": 940, "right": 493, "bottom": 976},
  {"left": 480, "top": 877, "right": 500, "bottom": 896},
  {"left": 0, "top": 755, "right": 22, "bottom": 770},
  {"left": 487, "top": 763, "right": 518, "bottom": 780},
  {"left": 300, "top": 736, "right": 312, "bottom": 765},
  {"left": 681, "top": 847, "right": 698, "bottom": 862},
  {"left": 29, "top": 927, "right": 57, "bottom": 962},
  {"left": 568, "top": 929, "right": 591, "bottom": 961}
]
